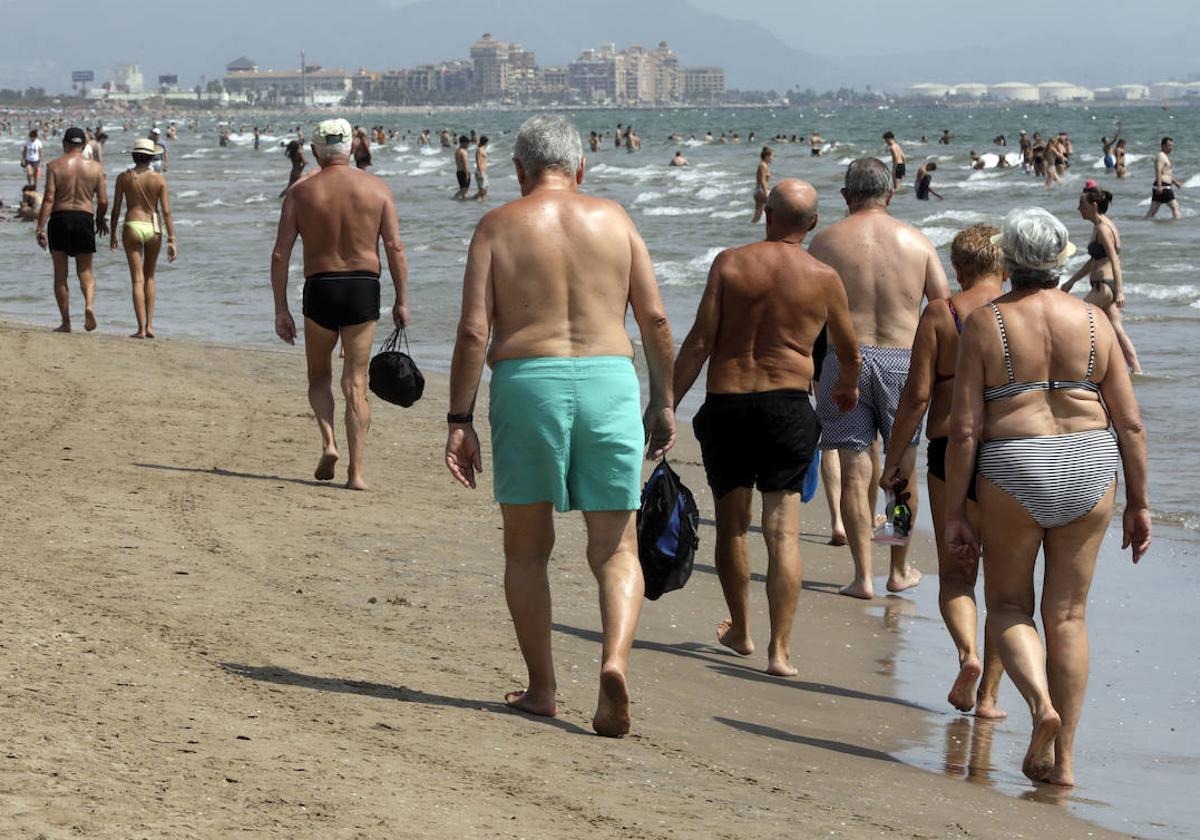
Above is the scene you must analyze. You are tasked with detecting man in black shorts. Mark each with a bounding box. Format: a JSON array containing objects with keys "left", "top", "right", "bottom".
[
  {"left": 673, "top": 179, "right": 860, "bottom": 677},
  {"left": 270, "top": 117, "right": 409, "bottom": 490},
  {"left": 36, "top": 127, "right": 108, "bottom": 332},
  {"left": 454, "top": 135, "right": 471, "bottom": 199}
]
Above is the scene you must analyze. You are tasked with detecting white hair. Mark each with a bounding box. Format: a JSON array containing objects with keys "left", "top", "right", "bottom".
[
  {"left": 313, "top": 141, "right": 350, "bottom": 165},
  {"left": 996, "top": 207, "right": 1073, "bottom": 287},
  {"left": 513, "top": 114, "right": 583, "bottom": 178}
]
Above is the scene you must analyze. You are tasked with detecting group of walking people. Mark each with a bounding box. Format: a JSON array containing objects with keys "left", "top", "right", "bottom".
[
  {"left": 31, "top": 127, "right": 176, "bottom": 337},
  {"left": 268, "top": 115, "right": 1151, "bottom": 790}
]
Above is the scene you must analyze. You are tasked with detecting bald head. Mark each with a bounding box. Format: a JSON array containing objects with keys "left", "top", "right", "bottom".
[{"left": 765, "top": 179, "right": 818, "bottom": 237}]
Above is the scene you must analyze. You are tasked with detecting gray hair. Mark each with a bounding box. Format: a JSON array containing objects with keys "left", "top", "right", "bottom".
[
  {"left": 994, "top": 207, "right": 1075, "bottom": 288},
  {"left": 514, "top": 114, "right": 583, "bottom": 178},
  {"left": 844, "top": 158, "right": 893, "bottom": 204},
  {"left": 313, "top": 141, "right": 350, "bottom": 164}
]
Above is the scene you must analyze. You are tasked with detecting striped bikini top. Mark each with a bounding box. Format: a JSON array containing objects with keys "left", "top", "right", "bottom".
[{"left": 983, "top": 302, "right": 1100, "bottom": 402}]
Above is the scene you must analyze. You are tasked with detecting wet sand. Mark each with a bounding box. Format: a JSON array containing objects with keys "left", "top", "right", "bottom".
[{"left": 0, "top": 322, "right": 1134, "bottom": 839}]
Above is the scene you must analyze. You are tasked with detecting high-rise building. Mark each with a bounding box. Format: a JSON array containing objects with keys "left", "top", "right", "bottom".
[
  {"left": 507, "top": 44, "right": 538, "bottom": 100},
  {"left": 110, "top": 63, "right": 144, "bottom": 94},
  {"left": 568, "top": 44, "right": 626, "bottom": 103},
  {"left": 652, "top": 42, "right": 681, "bottom": 104},
  {"left": 682, "top": 66, "right": 725, "bottom": 102},
  {"left": 470, "top": 33, "right": 510, "bottom": 98},
  {"left": 621, "top": 46, "right": 656, "bottom": 104}
]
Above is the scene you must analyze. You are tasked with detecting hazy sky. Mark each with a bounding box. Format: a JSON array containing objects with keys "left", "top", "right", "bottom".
[{"left": 687, "top": 0, "right": 1185, "bottom": 57}]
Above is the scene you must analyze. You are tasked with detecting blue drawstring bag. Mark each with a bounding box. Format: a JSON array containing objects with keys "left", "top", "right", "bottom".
[
  {"left": 802, "top": 448, "right": 821, "bottom": 503},
  {"left": 636, "top": 459, "right": 700, "bottom": 600}
]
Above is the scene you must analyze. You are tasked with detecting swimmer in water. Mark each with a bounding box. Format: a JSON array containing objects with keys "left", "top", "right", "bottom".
[
  {"left": 669, "top": 150, "right": 689, "bottom": 167},
  {"left": 884, "top": 131, "right": 906, "bottom": 189},
  {"left": 1101, "top": 124, "right": 1121, "bottom": 173},
  {"left": 751, "top": 146, "right": 773, "bottom": 223},
  {"left": 915, "top": 161, "right": 942, "bottom": 200}
]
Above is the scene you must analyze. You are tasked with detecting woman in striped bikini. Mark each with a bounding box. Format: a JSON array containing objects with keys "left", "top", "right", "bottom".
[{"left": 943, "top": 208, "right": 1151, "bottom": 788}]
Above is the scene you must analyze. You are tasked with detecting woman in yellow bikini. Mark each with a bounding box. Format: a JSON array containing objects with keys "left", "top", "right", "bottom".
[{"left": 110, "top": 137, "right": 176, "bottom": 338}]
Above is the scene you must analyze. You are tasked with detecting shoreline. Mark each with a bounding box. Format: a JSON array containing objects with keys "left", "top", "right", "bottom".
[{"left": 0, "top": 321, "right": 1156, "bottom": 838}]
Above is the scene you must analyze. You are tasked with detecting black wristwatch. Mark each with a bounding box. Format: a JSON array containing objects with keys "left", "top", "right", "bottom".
[{"left": 447, "top": 412, "right": 473, "bottom": 425}]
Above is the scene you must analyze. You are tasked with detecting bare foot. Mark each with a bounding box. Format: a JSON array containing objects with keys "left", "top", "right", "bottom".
[
  {"left": 84, "top": 308, "right": 97, "bottom": 332},
  {"left": 345, "top": 475, "right": 368, "bottom": 491},
  {"left": 592, "top": 668, "right": 631, "bottom": 737},
  {"left": 54, "top": 323, "right": 71, "bottom": 333},
  {"left": 974, "top": 697, "right": 1008, "bottom": 720},
  {"left": 838, "top": 580, "right": 874, "bottom": 600},
  {"left": 947, "top": 658, "right": 982, "bottom": 712},
  {"left": 145, "top": 329, "right": 156, "bottom": 339},
  {"left": 1043, "top": 766, "right": 1075, "bottom": 787},
  {"left": 827, "top": 531, "right": 848, "bottom": 547},
  {"left": 886, "top": 566, "right": 922, "bottom": 593},
  {"left": 314, "top": 450, "right": 338, "bottom": 481},
  {"left": 504, "top": 688, "right": 557, "bottom": 718},
  {"left": 129, "top": 332, "right": 146, "bottom": 339},
  {"left": 1022, "top": 708, "right": 1061, "bottom": 783},
  {"left": 716, "top": 619, "right": 754, "bottom": 656},
  {"left": 766, "top": 653, "right": 798, "bottom": 677}
]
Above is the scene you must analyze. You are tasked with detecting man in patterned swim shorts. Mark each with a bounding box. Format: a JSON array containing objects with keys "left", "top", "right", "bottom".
[{"left": 809, "top": 158, "right": 950, "bottom": 599}]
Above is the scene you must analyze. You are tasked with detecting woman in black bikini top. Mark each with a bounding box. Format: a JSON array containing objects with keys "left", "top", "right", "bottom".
[{"left": 1061, "top": 185, "right": 1142, "bottom": 373}]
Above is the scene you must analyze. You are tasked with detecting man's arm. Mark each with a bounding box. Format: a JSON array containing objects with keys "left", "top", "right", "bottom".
[
  {"left": 824, "top": 270, "right": 861, "bottom": 413},
  {"left": 672, "top": 253, "right": 724, "bottom": 409},
  {"left": 444, "top": 220, "right": 493, "bottom": 489},
  {"left": 628, "top": 222, "right": 676, "bottom": 459},
  {"left": 379, "top": 191, "right": 409, "bottom": 326},
  {"left": 923, "top": 244, "right": 951, "bottom": 301},
  {"left": 270, "top": 193, "right": 301, "bottom": 344},
  {"left": 35, "top": 164, "right": 55, "bottom": 249}
]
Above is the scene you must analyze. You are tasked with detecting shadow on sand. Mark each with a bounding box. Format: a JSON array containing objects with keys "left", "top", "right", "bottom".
[
  {"left": 714, "top": 716, "right": 900, "bottom": 763},
  {"left": 220, "top": 662, "right": 592, "bottom": 735},
  {"left": 134, "top": 462, "right": 329, "bottom": 489},
  {"left": 551, "top": 623, "right": 930, "bottom": 713}
]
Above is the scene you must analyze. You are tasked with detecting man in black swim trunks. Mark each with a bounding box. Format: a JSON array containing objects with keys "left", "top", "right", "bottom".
[
  {"left": 1148, "top": 137, "right": 1182, "bottom": 220},
  {"left": 454, "top": 135, "right": 471, "bottom": 200},
  {"left": 673, "top": 179, "right": 861, "bottom": 677},
  {"left": 36, "top": 126, "right": 108, "bottom": 333},
  {"left": 270, "top": 117, "right": 409, "bottom": 491},
  {"left": 884, "top": 131, "right": 906, "bottom": 189}
]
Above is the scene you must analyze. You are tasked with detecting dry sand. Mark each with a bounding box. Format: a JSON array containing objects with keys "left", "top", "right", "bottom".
[{"left": 0, "top": 323, "right": 1129, "bottom": 839}]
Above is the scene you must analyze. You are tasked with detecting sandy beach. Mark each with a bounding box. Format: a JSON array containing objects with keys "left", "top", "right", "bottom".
[{"left": 0, "top": 322, "right": 1135, "bottom": 839}]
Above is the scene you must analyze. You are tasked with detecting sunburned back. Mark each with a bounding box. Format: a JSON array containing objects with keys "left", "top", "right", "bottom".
[
  {"left": 811, "top": 210, "right": 936, "bottom": 347},
  {"left": 48, "top": 156, "right": 104, "bottom": 213},
  {"left": 290, "top": 167, "right": 386, "bottom": 275},
  {"left": 979, "top": 291, "right": 1113, "bottom": 440},
  {"left": 487, "top": 192, "right": 635, "bottom": 362},
  {"left": 706, "top": 241, "right": 832, "bottom": 392}
]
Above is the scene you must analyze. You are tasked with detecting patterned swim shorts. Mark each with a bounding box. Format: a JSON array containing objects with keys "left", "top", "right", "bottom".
[{"left": 816, "top": 345, "right": 921, "bottom": 453}]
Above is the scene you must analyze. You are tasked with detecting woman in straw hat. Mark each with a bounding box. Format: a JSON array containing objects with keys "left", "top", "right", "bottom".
[{"left": 109, "top": 137, "right": 176, "bottom": 338}]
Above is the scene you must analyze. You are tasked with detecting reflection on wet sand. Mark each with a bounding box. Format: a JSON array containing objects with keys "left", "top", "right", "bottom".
[{"left": 942, "top": 716, "right": 997, "bottom": 786}]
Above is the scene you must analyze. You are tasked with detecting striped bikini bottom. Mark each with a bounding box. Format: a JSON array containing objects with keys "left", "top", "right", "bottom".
[{"left": 977, "top": 429, "right": 1120, "bottom": 529}]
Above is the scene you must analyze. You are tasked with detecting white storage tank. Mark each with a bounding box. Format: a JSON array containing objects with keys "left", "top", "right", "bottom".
[
  {"left": 906, "top": 82, "right": 952, "bottom": 98},
  {"left": 989, "top": 81, "right": 1039, "bottom": 101},
  {"left": 952, "top": 82, "right": 989, "bottom": 99},
  {"left": 1038, "top": 81, "right": 1092, "bottom": 101},
  {"left": 1150, "top": 81, "right": 1187, "bottom": 100}
]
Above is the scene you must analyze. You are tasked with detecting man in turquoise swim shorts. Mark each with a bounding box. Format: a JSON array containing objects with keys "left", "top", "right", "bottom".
[{"left": 445, "top": 114, "right": 677, "bottom": 737}]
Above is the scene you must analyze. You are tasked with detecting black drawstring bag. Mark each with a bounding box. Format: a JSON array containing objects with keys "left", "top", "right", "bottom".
[
  {"left": 368, "top": 326, "right": 425, "bottom": 407},
  {"left": 636, "top": 459, "right": 700, "bottom": 600}
]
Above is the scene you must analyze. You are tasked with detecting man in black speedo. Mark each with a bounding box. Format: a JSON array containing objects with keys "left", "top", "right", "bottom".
[
  {"left": 270, "top": 117, "right": 410, "bottom": 490},
  {"left": 672, "top": 179, "right": 861, "bottom": 677}
]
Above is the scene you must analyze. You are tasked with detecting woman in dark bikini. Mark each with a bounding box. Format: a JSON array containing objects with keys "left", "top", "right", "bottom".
[
  {"left": 1062, "top": 185, "right": 1142, "bottom": 372},
  {"left": 945, "top": 208, "right": 1150, "bottom": 789},
  {"left": 882, "top": 225, "right": 1007, "bottom": 719}
]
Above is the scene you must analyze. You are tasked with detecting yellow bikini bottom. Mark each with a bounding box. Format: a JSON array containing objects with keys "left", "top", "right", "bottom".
[{"left": 124, "top": 220, "right": 158, "bottom": 243}]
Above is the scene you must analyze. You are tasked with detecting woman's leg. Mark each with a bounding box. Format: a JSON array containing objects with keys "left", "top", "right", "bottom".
[
  {"left": 979, "top": 475, "right": 1060, "bottom": 782},
  {"left": 1039, "top": 480, "right": 1115, "bottom": 787},
  {"left": 1103, "top": 302, "right": 1142, "bottom": 374},
  {"left": 930, "top": 475, "right": 985, "bottom": 712},
  {"left": 142, "top": 234, "right": 162, "bottom": 337},
  {"left": 122, "top": 226, "right": 147, "bottom": 338}
]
